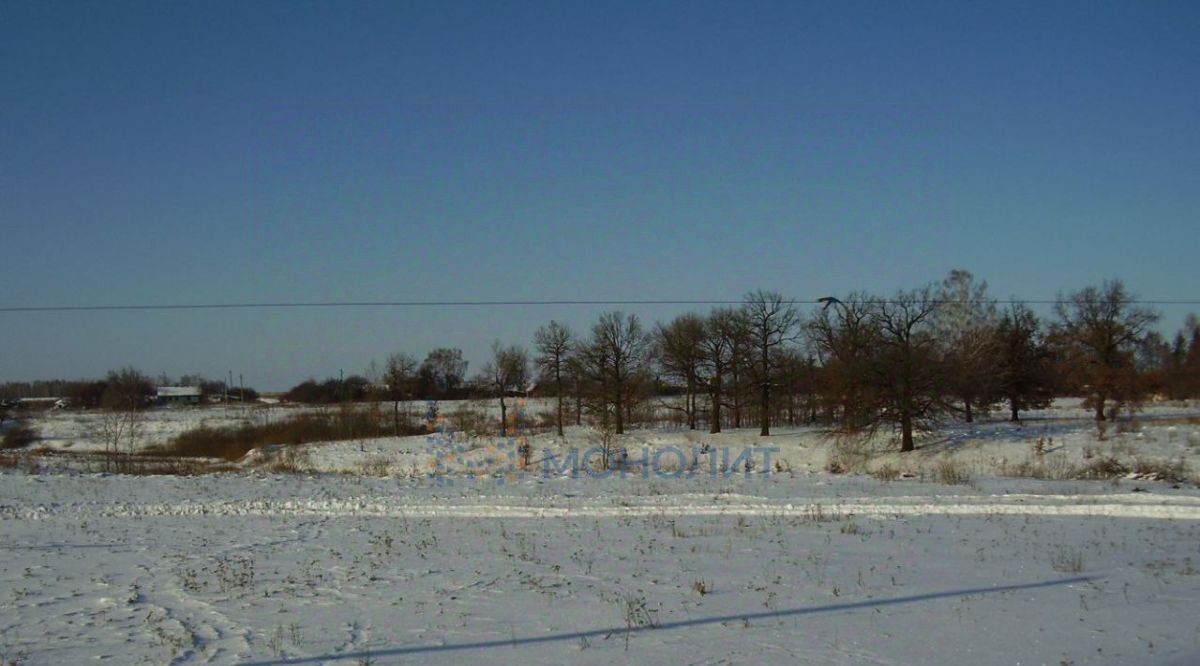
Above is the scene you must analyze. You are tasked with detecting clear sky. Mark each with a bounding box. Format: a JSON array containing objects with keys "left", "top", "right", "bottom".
[{"left": 2, "top": 1, "right": 1198, "bottom": 390}]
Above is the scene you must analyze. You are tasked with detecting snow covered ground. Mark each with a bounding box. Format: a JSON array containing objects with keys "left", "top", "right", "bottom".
[
  {"left": 2, "top": 472, "right": 1200, "bottom": 665},
  {"left": 2, "top": 399, "right": 1199, "bottom": 664}
]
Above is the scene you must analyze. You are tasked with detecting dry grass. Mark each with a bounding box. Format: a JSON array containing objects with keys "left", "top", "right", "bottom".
[
  {"left": 1074, "top": 456, "right": 1130, "bottom": 480},
  {"left": 256, "top": 446, "right": 312, "bottom": 473},
  {"left": 998, "top": 453, "right": 1193, "bottom": 484},
  {"left": 1130, "top": 458, "right": 1190, "bottom": 483},
  {"left": 359, "top": 454, "right": 393, "bottom": 477},
  {"left": 1050, "top": 546, "right": 1085, "bottom": 573},
  {"left": 824, "top": 433, "right": 878, "bottom": 474},
  {"left": 870, "top": 462, "right": 900, "bottom": 482},
  {"left": 932, "top": 459, "right": 971, "bottom": 485}
]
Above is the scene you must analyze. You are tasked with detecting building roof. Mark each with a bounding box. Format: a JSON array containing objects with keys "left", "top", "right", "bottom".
[{"left": 156, "top": 386, "right": 202, "bottom": 398}]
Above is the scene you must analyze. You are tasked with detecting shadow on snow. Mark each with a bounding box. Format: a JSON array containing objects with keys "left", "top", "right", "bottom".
[{"left": 242, "top": 575, "right": 1093, "bottom": 665}]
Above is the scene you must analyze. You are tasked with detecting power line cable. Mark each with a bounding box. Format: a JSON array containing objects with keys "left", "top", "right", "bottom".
[{"left": 2, "top": 298, "right": 1199, "bottom": 313}]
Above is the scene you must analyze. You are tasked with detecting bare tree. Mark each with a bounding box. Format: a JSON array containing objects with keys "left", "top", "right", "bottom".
[
  {"left": 1053, "top": 280, "right": 1160, "bottom": 420},
  {"left": 934, "top": 270, "right": 1000, "bottom": 422},
  {"left": 806, "top": 294, "right": 880, "bottom": 433},
  {"left": 776, "top": 347, "right": 817, "bottom": 426},
  {"left": 743, "top": 290, "right": 802, "bottom": 436},
  {"left": 1165, "top": 315, "right": 1200, "bottom": 399},
  {"left": 96, "top": 367, "right": 153, "bottom": 471},
  {"left": 564, "top": 351, "right": 587, "bottom": 427},
  {"left": 585, "top": 311, "right": 649, "bottom": 435},
  {"left": 725, "top": 311, "right": 753, "bottom": 429},
  {"left": 479, "top": 342, "right": 529, "bottom": 436},
  {"left": 869, "top": 288, "right": 945, "bottom": 452},
  {"left": 534, "top": 320, "right": 574, "bottom": 437},
  {"left": 655, "top": 313, "right": 706, "bottom": 430},
  {"left": 383, "top": 352, "right": 418, "bottom": 434},
  {"left": 697, "top": 307, "right": 740, "bottom": 434},
  {"left": 994, "top": 303, "right": 1056, "bottom": 421},
  {"left": 419, "top": 348, "right": 468, "bottom": 399}
]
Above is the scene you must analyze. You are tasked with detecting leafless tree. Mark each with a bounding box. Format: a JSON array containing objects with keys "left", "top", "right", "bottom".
[
  {"left": 870, "top": 287, "right": 945, "bottom": 452},
  {"left": 95, "top": 367, "right": 152, "bottom": 471},
  {"left": 994, "top": 302, "right": 1056, "bottom": 421},
  {"left": 934, "top": 270, "right": 1000, "bottom": 422},
  {"left": 584, "top": 311, "right": 650, "bottom": 435},
  {"left": 724, "top": 310, "right": 753, "bottom": 429},
  {"left": 742, "top": 290, "right": 803, "bottom": 436},
  {"left": 697, "top": 307, "right": 740, "bottom": 434},
  {"left": 564, "top": 351, "right": 587, "bottom": 427},
  {"left": 479, "top": 342, "right": 529, "bottom": 436},
  {"left": 419, "top": 348, "right": 468, "bottom": 399},
  {"left": 655, "top": 313, "right": 706, "bottom": 430},
  {"left": 534, "top": 320, "right": 574, "bottom": 437},
  {"left": 383, "top": 352, "right": 418, "bottom": 434},
  {"left": 1053, "top": 280, "right": 1159, "bottom": 420},
  {"left": 776, "top": 347, "right": 817, "bottom": 426},
  {"left": 806, "top": 294, "right": 880, "bottom": 433}
]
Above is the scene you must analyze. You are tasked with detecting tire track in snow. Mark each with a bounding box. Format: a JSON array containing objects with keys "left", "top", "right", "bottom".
[{"left": 4, "top": 493, "right": 1200, "bottom": 520}]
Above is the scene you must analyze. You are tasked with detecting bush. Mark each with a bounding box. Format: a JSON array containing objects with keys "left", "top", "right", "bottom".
[
  {"left": 283, "top": 377, "right": 371, "bottom": 404},
  {"left": 2, "top": 424, "right": 36, "bottom": 450}
]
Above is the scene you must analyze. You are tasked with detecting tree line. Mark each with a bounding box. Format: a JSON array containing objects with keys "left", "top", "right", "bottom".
[
  {"left": 0, "top": 372, "right": 257, "bottom": 409},
  {"left": 364, "top": 272, "right": 1199, "bottom": 451},
  {"left": 4, "top": 272, "right": 1198, "bottom": 454}
]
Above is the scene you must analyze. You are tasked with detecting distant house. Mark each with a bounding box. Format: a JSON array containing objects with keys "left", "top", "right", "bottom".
[{"left": 156, "top": 386, "right": 202, "bottom": 406}]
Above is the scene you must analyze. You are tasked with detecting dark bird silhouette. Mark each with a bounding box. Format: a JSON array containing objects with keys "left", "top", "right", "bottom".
[{"left": 817, "top": 296, "right": 844, "bottom": 311}]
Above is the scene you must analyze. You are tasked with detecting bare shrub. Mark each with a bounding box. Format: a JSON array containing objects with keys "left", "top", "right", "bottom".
[
  {"left": 360, "top": 454, "right": 392, "bottom": 477},
  {"left": 998, "top": 453, "right": 1076, "bottom": 481},
  {"left": 260, "top": 446, "right": 312, "bottom": 473},
  {"left": 1050, "top": 546, "right": 1085, "bottom": 573},
  {"left": 95, "top": 406, "right": 146, "bottom": 471},
  {"left": 447, "top": 405, "right": 494, "bottom": 437},
  {"left": 825, "top": 433, "right": 874, "bottom": 474},
  {"left": 2, "top": 423, "right": 36, "bottom": 450},
  {"left": 1075, "top": 456, "right": 1129, "bottom": 480},
  {"left": 871, "top": 462, "right": 900, "bottom": 482},
  {"left": 152, "top": 411, "right": 422, "bottom": 461},
  {"left": 932, "top": 459, "right": 970, "bottom": 485},
  {"left": 1131, "top": 458, "right": 1190, "bottom": 483}
]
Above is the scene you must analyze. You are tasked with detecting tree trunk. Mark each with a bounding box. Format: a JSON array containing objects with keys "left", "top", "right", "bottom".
[
  {"left": 555, "top": 368, "right": 564, "bottom": 437},
  {"left": 759, "top": 380, "right": 770, "bottom": 436},
  {"left": 1010, "top": 401, "right": 1019, "bottom": 422},
  {"left": 499, "top": 394, "right": 508, "bottom": 436},
  {"left": 731, "top": 366, "right": 741, "bottom": 428},
  {"left": 1094, "top": 394, "right": 1107, "bottom": 421},
  {"left": 759, "top": 345, "right": 771, "bottom": 436},
  {"left": 963, "top": 398, "right": 973, "bottom": 423},
  {"left": 900, "top": 413, "right": 915, "bottom": 452},
  {"left": 394, "top": 400, "right": 401, "bottom": 434},
  {"left": 709, "top": 371, "right": 723, "bottom": 434},
  {"left": 574, "top": 377, "right": 582, "bottom": 426},
  {"left": 687, "top": 374, "right": 696, "bottom": 430},
  {"left": 614, "top": 384, "right": 624, "bottom": 435}
]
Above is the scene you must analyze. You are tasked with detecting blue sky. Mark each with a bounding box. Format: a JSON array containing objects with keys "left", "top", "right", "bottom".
[{"left": 2, "top": 1, "right": 1198, "bottom": 389}]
